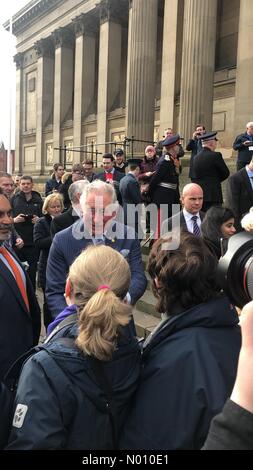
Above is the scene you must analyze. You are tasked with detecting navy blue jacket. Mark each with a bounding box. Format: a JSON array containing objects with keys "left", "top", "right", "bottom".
[
  {"left": 46, "top": 220, "right": 147, "bottom": 318},
  {"left": 6, "top": 324, "right": 141, "bottom": 450},
  {"left": 120, "top": 296, "right": 241, "bottom": 450},
  {"left": 45, "top": 177, "right": 62, "bottom": 196},
  {"left": 233, "top": 133, "right": 253, "bottom": 164}
]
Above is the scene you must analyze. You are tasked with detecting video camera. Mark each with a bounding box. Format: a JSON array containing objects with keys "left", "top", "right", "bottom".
[{"left": 218, "top": 231, "right": 253, "bottom": 308}]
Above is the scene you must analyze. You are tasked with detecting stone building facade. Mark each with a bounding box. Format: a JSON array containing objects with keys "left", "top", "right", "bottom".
[{"left": 4, "top": 0, "right": 252, "bottom": 175}]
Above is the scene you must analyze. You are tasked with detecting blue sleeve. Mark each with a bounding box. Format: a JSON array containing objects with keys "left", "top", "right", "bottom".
[
  {"left": 46, "top": 236, "right": 68, "bottom": 318},
  {"left": 128, "top": 238, "right": 147, "bottom": 304}
]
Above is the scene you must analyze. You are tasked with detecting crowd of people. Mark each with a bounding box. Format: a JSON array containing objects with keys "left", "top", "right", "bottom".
[{"left": 1, "top": 122, "right": 253, "bottom": 450}]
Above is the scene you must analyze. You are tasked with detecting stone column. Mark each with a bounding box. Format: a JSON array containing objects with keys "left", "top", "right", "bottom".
[
  {"left": 234, "top": 0, "right": 253, "bottom": 136},
  {"left": 34, "top": 38, "right": 54, "bottom": 174},
  {"left": 97, "top": 0, "right": 122, "bottom": 153},
  {"left": 160, "top": 0, "right": 184, "bottom": 134},
  {"left": 126, "top": 0, "right": 158, "bottom": 154},
  {"left": 179, "top": 0, "right": 218, "bottom": 142},
  {"left": 52, "top": 27, "right": 74, "bottom": 163},
  {"left": 14, "top": 53, "right": 24, "bottom": 174},
  {"left": 72, "top": 15, "right": 96, "bottom": 161}
]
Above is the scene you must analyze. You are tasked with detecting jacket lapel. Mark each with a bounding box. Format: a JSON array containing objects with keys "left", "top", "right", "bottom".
[{"left": 242, "top": 169, "right": 253, "bottom": 204}]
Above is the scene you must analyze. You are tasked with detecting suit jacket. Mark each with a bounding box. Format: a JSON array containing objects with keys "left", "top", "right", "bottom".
[
  {"left": 226, "top": 168, "right": 253, "bottom": 230},
  {"left": 50, "top": 207, "right": 80, "bottom": 238},
  {"left": 0, "top": 247, "right": 41, "bottom": 381},
  {"left": 193, "top": 148, "right": 230, "bottom": 204},
  {"left": 94, "top": 170, "right": 124, "bottom": 204},
  {"left": 120, "top": 174, "right": 142, "bottom": 205},
  {"left": 46, "top": 220, "right": 147, "bottom": 318},
  {"left": 161, "top": 211, "right": 205, "bottom": 235}
]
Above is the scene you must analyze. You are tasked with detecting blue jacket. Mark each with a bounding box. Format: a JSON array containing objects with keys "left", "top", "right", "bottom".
[
  {"left": 46, "top": 220, "right": 147, "bottom": 318},
  {"left": 120, "top": 295, "right": 241, "bottom": 450},
  {"left": 6, "top": 324, "right": 141, "bottom": 450}
]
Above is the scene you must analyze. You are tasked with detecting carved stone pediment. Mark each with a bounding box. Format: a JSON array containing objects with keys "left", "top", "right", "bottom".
[
  {"left": 34, "top": 38, "right": 54, "bottom": 58},
  {"left": 13, "top": 52, "right": 24, "bottom": 69},
  {"left": 52, "top": 27, "right": 74, "bottom": 49}
]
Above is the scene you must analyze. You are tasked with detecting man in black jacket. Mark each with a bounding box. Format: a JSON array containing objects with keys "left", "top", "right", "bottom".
[
  {"left": 186, "top": 124, "right": 205, "bottom": 181},
  {"left": 226, "top": 156, "right": 253, "bottom": 231},
  {"left": 193, "top": 132, "right": 230, "bottom": 212},
  {"left": 44, "top": 163, "right": 64, "bottom": 196},
  {"left": 233, "top": 122, "right": 253, "bottom": 171}
]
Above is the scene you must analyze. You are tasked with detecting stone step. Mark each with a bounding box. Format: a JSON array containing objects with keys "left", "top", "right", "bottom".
[
  {"left": 133, "top": 308, "right": 160, "bottom": 340},
  {"left": 136, "top": 289, "right": 160, "bottom": 318}
]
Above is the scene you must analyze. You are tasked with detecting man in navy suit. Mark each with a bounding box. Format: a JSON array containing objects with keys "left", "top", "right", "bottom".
[
  {"left": 161, "top": 183, "right": 205, "bottom": 236},
  {"left": 95, "top": 153, "right": 124, "bottom": 204},
  {"left": 46, "top": 180, "right": 147, "bottom": 319},
  {"left": 0, "top": 189, "right": 41, "bottom": 381}
]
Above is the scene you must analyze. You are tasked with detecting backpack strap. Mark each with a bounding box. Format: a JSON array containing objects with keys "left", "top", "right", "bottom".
[{"left": 45, "top": 313, "right": 78, "bottom": 343}]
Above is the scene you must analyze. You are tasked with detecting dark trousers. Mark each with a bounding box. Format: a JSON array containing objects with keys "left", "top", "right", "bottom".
[{"left": 42, "top": 287, "right": 53, "bottom": 328}]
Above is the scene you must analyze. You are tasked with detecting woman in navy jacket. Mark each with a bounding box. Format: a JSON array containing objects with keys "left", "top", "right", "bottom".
[
  {"left": 6, "top": 245, "right": 141, "bottom": 450},
  {"left": 121, "top": 233, "right": 241, "bottom": 450},
  {"left": 33, "top": 193, "right": 63, "bottom": 326}
]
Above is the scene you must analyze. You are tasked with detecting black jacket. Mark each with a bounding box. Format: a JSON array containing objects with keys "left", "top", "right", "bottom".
[
  {"left": 33, "top": 215, "right": 52, "bottom": 289},
  {"left": 11, "top": 191, "right": 43, "bottom": 246},
  {"left": 226, "top": 168, "right": 253, "bottom": 231},
  {"left": 193, "top": 148, "right": 230, "bottom": 204},
  {"left": 233, "top": 133, "right": 253, "bottom": 164},
  {"left": 50, "top": 207, "right": 79, "bottom": 238},
  {"left": 121, "top": 295, "right": 241, "bottom": 450},
  {"left": 186, "top": 138, "right": 203, "bottom": 179},
  {"left": 6, "top": 323, "right": 141, "bottom": 450},
  {"left": 203, "top": 399, "right": 253, "bottom": 450},
  {"left": 45, "top": 177, "right": 62, "bottom": 196}
]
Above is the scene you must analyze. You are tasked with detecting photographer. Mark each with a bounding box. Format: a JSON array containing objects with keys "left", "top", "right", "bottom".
[
  {"left": 11, "top": 176, "right": 43, "bottom": 290},
  {"left": 186, "top": 124, "right": 205, "bottom": 182}
]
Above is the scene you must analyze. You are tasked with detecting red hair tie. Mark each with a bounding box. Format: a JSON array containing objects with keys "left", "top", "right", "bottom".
[
  {"left": 97, "top": 284, "right": 110, "bottom": 292},
  {"left": 65, "top": 278, "right": 71, "bottom": 298}
]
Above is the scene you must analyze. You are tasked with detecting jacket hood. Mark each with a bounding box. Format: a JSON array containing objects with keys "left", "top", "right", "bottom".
[
  {"left": 44, "top": 323, "right": 141, "bottom": 412},
  {"left": 143, "top": 295, "right": 239, "bottom": 355}
]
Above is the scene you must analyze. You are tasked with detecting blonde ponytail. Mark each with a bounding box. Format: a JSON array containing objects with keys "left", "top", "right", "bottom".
[{"left": 68, "top": 245, "right": 132, "bottom": 361}]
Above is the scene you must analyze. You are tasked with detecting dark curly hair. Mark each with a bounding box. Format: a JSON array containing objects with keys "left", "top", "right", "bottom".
[{"left": 147, "top": 232, "right": 220, "bottom": 315}]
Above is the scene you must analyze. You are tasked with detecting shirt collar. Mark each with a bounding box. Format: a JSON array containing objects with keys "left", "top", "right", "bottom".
[
  {"left": 183, "top": 208, "right": 200, "bottom": 221},
  {"left": 246, "top": 166, "right": 253, "bottom": 178}
]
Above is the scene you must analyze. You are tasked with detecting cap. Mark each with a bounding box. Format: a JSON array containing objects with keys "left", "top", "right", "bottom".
[
  {"left": 199, "top": 131, "right": 218, "bottom": 142},
  {"left": 126, "top": 158, "right": 143, "bottom": 168},
  {"left": 162, "top": 133, "right": 181, "bottom": 148},
  {"left": 115, "top": 148, "right": 124, "bottom": 156}
]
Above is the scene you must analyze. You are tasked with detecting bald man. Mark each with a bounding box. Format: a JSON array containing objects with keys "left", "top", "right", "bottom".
[{"left": 161, "top": 183, "right": 205, "bottom": 235}]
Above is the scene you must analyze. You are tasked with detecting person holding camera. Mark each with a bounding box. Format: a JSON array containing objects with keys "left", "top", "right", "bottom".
[
  {"left": 11, "top": 176, "right": 43, "bottom": 290},
  {"left": 121, "top": 233, "right": 241, "bottom": 450},
  {"left": 186, "top": 124, "right": 206, "bottom": 181}
]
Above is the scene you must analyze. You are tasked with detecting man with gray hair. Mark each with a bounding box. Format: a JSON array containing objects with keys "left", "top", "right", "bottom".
[
  {"left": 51, "top": 179, "right": 89, "bottom": 237},
  {"left": 233, "top": 122, "right": 253, "bottom": 171},
  {"left": 46, "top": 180, "right": 147, "bottom": 322}
]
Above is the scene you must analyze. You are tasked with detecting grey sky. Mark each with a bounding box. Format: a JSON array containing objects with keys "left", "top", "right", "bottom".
[{"left": 0, "top": 1, "right": 29, "bottom": 149}]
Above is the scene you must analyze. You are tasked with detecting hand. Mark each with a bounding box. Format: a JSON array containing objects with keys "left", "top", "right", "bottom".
[
  {"left": 14, "top": 214, "right": 26, "bottom": 223},
  {"left": 243, "top": 140, "right": 251, "bottom": 146},
  {"left": 15, "top": 238, "right": 24, "bottom": 249},
  {"left": 193, "top": 131, "right": 201, "bottom": 139},
  {"left": 32, "top": 215, "right": 39, "bottom": 224},
  {"left": 145, "top": 172, "right": 153, "bottom": 177},
  {"left": 231, "top": 300, "right": 253, "bottom": 413}
]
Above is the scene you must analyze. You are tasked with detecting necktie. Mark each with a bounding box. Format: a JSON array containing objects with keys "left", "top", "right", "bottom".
[
  {"left": 191, "top": 216, "right": 201, "bottom": 237},
  {"left": 0, "top": 246, "right": 30, "bottom": 311}
]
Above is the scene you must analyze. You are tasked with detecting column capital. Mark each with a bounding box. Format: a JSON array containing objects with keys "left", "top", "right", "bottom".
[
  {"left": 51, "top": 27, "right": 75, "bottom": 49},
  {"left": 34, "top": 37, "right": 54, "bottom": 59},
  {"left": 98, "top": 0, "right": 124, "bottom": 25},
  {"left": 13, "top": 52, "right": 24, "bottom": 70},
  {"left": 72, "top": 14, "right": 98, "bottom": 38}
]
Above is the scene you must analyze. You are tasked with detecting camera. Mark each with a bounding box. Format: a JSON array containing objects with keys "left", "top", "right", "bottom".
[
  {"left": 218, "top": 231, "right": 253, "bottom": 308},
  {"left": 23, "top": 214, "right": 33, "bottom": 221}
]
